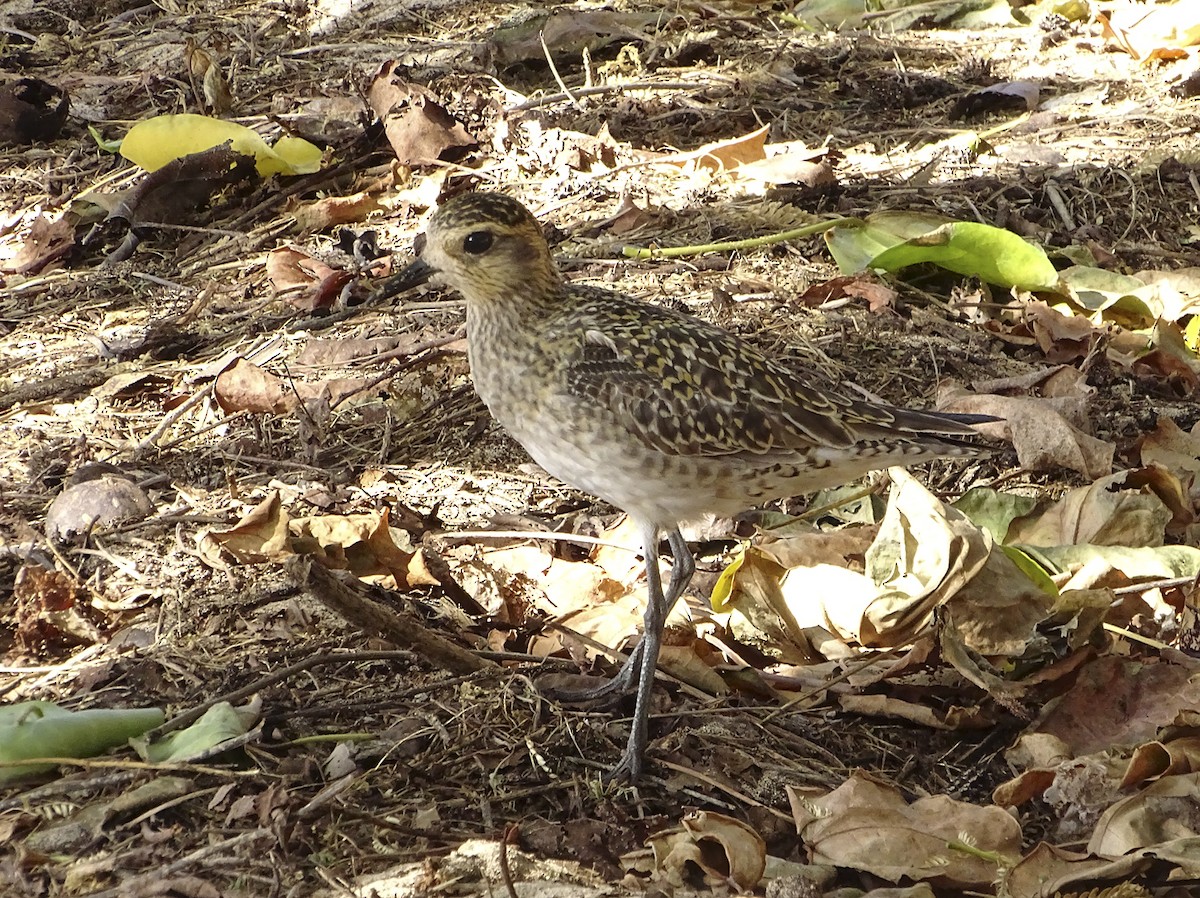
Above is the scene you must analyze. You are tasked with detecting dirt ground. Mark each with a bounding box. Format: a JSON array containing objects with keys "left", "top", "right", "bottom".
[{"left": 3, "top": 1, "right": 1200, "bottom": 896}]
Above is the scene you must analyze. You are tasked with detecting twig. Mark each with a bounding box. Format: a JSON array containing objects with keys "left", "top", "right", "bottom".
[
  {"left": 80, "top": 829, "right": 275, "bottom": 898},
  {"left": 540, "top": 32, "right": 581, "bottom": 110},
  {"left": 304, "top": 563, "right": 496, "bottom": 676},
  {"left": 506, "top": 80, "right": 713, "bottom": 111},
  {"left": 498, "top": 823, "right": 521, "bottom": 898},
  {"left": 149, "top": 649, "right": 422, "bottom": 737},
  {"left": 622, "top": 218, "right": 856, "bottom": 260}
]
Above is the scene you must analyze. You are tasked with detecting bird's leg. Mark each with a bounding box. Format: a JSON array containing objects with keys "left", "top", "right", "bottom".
[
  {"left": 607, "top": 520, "right": 681, "bottom": 783},
  {"left": 664, "top": 526, "right": 695, "bottom": 609},
  {"left": 544, "top": 526, "right": 693, "bottom": 707}
]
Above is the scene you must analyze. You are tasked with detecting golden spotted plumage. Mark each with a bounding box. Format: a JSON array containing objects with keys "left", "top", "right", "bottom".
[{"left": 400, "top": 192, "right": 991, "bottom": 782}]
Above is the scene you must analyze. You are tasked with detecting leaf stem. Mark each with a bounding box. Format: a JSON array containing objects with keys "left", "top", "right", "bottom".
[{"left": 621, "top": 216, "right": 860, "bottom": 260}]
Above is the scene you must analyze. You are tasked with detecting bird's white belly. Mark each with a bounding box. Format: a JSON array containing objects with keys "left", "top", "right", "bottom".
[{"left": 485, "top": 392, "right": 705, "bottom": 527}]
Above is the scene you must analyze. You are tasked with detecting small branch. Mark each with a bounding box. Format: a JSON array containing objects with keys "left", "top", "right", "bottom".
[
  {"left": 621, "top": 217, "right": 857, "bottom": 260},
  {"left": 506, "top": 80, "right": 714, "bottom": 112}
]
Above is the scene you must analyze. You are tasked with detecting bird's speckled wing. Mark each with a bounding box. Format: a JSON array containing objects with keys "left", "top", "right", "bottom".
[{"left": 559, "top": 290, "right": 979, "bottom": 459}]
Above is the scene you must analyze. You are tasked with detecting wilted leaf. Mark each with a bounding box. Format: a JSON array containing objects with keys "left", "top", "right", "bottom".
[
  {"left": 649, "top": 124, "right": 770, "bottom": 174},
  {"left": 121, "top": 113, "right": 321, "bottom": 177},
  {"left": 641, "top": 811, "right": 766, "bottom": 891},
  {"left": 1035, "top": 655, "right": 1200, "bottom": 757},
  {"left": 1090, "top": 772, "right": 1200, "bottom": 857},
  {"left": 2, "top": 212, "right": 77, "bottom": 276},
  {"left": 940, "top": 388, "right": 1113, "bottom": 479},
  {"left": 490, "top": 9, "right": 659, "bottom": 65},
  {"left": 1139, "top": 416, "right": 1200, "bottom": 480},
  {"left": 199, "top": 492, "right": 292, "bottom": 566},
  {"left": 292, "top": 191, "right": 384, "bottom": 232},
  {"left": 1007, "top": 469, "right": 1173, "bottom": 548},
  {"left": 0, "top": 77, "right": 69, "bottom": 145},
  {"left": 1121, "top": 736, "right": 1200, "bottom": 789},
  {"left": 953, "top": 487, "right": 1039, "bottom": 543},
  {"left": 266, "top": 246, "right": 353, "bottom": 312},
  {"left": 139, "top": 701, "right": 258, "bottom": 762},
  {"left": 730, "top": 469, "right": 991, "bottom": 650},
  {"left": 12, "top": 564, "right": 101, "bottom": 650}
]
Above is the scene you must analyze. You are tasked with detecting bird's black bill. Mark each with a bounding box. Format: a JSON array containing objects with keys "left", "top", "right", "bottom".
[{"left": 370, "top": 256, "right": 434, "bottom": 304}]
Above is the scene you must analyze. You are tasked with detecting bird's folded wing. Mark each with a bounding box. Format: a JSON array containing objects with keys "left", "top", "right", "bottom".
[
  {"left": 560, "top": 308, "right": 868, "bottom": 457},
  {"left": 559, "top": 300, "right": 987, "bottom": 459}
]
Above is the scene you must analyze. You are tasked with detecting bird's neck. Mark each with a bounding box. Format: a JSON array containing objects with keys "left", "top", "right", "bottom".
[{"left": 463, "top": 275, "right": 566, "bottom": 338}]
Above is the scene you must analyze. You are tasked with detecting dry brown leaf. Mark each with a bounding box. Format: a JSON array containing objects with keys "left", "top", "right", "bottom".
[
  {"left": 940, "top": 388, "right": 1113, "bottom": 479},
  {"left": 1006, "top": 469, "right": 1172, "bottom": 548},
  {"left": 1001, "top": 840, "right": 1150, "bottom": 898},
  {"left": 731, "top": 153, "right": 836, "bottom": 188},
  {"left": 185, "top": 38, "right": 233, "bottom": 114},
  {"left": 12, "top": 563, "right": 101, "bottom": 649},
  {"left": 1139, "top": 416, "right": 1200, "bottom": 481},
  {"left": 1121, "top": 736, "right": 1200, "bottom": 789},
  {"left": 1034, "top": 654, "right": 1200, "bottom": 756},
  {"left": 2, "top": 211, "right": 76, "bottom": 275},
  {"left": 798, "top": 275, "right": 898, "bottom": 313},
  {"left": 836, "top": 693, "right": 993, "bottom": 730},
  {"left": 490, "top": 9, "right": 659, "bottom": 65},
  {"left": 648, "top": 124, "right": 770, "bottom": 174},
  {"left": 265, "top": 246, "right": 352, "bottom": 312},
  {"left": 657, "top": 641, "right": 728, "bottom": 696},
  {"left": 292, "top": 191, "right": 383, "bottom": 232},
  {"left": 292, "top": 507, "right": 418, "bottom": 587},
  {"left": 788, "top": 772, "right": 1021, "bottom": 887},
  {"left": 1089, "top": 771, "right": 1200, "bottom": 857},
  {"left": 1099, "top": 4, "right": 1200, "bottom": 60},
  {"left": 200, "top": 492, "right": 292, "bottom": 566},
  {"left": 367, "top": 61, "right": 476, "bottom": 166},
  {"left": 213, "top": 358, "right": 297, "bottom": 414}
]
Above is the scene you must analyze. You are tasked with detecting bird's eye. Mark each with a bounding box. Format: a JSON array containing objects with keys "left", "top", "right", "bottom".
[{"left": 462, "top": 230, "right": 494, "bottom": 254}]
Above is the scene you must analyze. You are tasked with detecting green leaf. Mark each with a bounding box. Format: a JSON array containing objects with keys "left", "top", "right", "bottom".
[
  {"left": 998, "top": 545, "right": 1060, "bottom": 597},
  {"left": 0, "top": 702, "right": 164, "bottom": 784},
  {"left": 826, "top": 212, "right": 1059, "bottom": 290},
  {"left": 953, "top": 488, "right": 1039, "bottom": 544},
  {"left": 139, "top": 702, "right": 256, "bottom": 763},
  {"left": 870, "top": 221, "right": 1058, "bottom": 290}
]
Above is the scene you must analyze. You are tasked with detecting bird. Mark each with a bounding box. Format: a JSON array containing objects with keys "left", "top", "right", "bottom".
[{"left": 391, "top": 191, "right": 992, "bottom": 782}]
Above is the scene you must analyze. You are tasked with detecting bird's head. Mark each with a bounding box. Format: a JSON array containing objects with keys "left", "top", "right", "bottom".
[{"left": 403, "top": 193, "right": 560, "bottom": 304}]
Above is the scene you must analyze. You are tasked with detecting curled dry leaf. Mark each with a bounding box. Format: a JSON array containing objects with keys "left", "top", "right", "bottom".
[
  {"left": 367, "top": 61, "right": 476, "bottom": 166},
  {"left": 731, "top": 469, "right": 991, "bottom": 653},
  {"left": 12, "top": 564, "right": 102, "bottom": 650},
  {"left": 292, "top": 191, "right": 384, "bottom": 232},
  {"left": 266, "top": 246, "right": 353, "bottom": 312},
  {"left": 198, "top": 492, "right": 428, "bottom": 589},
  {"left": 1089, "top": 771, "right": 1200, "bottom": 858},
  {"left": 214, "top": 358, "right": 297, "bottom": 415},
  {"left": 639, "top": 811, "right": 766, "bottom": 891}
]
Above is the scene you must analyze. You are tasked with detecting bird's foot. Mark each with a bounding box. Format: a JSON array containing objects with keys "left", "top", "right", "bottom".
[
  {"left": 602, "top": 747, "right": 644, "bottom": 784},
  {"left": 543, "top": 670, "right": 634, "bottom": 707}
]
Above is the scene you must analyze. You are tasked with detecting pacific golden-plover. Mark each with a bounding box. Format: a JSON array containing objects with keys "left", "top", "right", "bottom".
[{"left": 395, "top": 192, "right": 991, "bottom": 782}]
